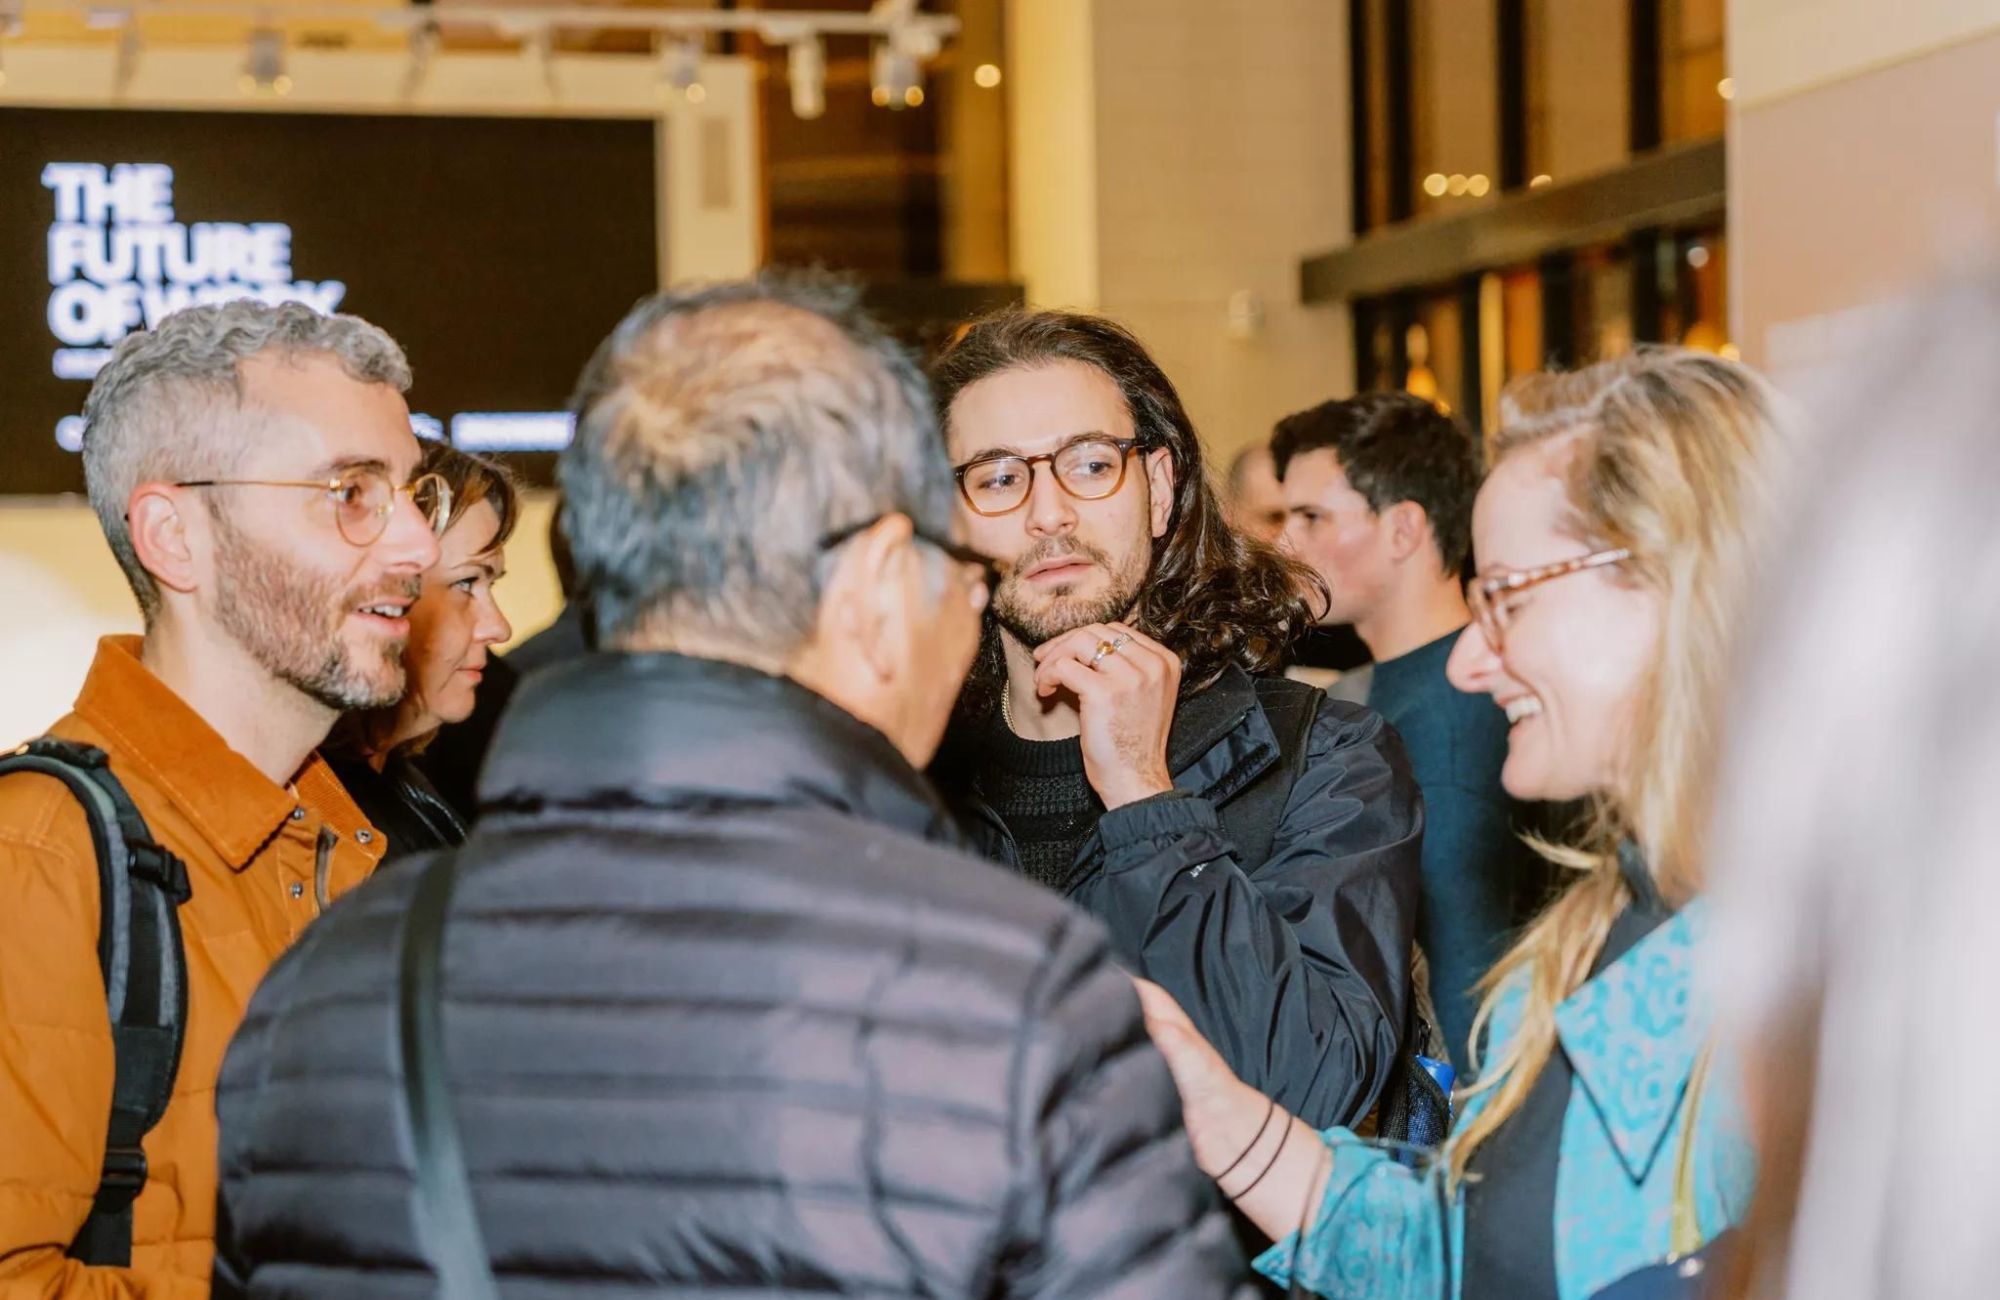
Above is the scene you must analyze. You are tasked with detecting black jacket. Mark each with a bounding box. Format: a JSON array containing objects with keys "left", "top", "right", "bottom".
[
  {"left": 932, "top": 666, "right": 1424, "bottom": 1130},
  {"left": 213, "top": 653, "right": 1250, "bottom": 1298},
  {"left": 327, "top": 751, "right": 467, "bottom": 861}
]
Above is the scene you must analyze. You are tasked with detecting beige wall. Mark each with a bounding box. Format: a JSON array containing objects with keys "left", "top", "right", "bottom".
[
  {"left": 1008, "top": 0, "right": 1354, "bottom": 460},
  {"left": 1731, "top": 1, "right": 2000, "bottom": 382}
]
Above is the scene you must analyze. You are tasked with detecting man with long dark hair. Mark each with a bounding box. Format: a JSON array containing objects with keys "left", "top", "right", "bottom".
[{"left": 928, "top": 309, "right": 1424, "bottom": 1128}]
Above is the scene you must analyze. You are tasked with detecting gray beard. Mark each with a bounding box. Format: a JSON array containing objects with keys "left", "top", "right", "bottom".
[{"left": 210, "top": 510, "right": 409, "bottom": 712}]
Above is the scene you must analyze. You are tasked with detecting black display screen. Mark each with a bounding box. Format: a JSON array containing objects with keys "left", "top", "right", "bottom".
[{"left": 0, "top": 107, "right": 660, "bottom": 494}]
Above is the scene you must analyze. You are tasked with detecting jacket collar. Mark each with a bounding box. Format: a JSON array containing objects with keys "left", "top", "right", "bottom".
[
  {"left": 479, "top": 651, "right": 962, "bottom": 846},
  {"left": 1554, "top": 892, "right": 1712, "bottom": 1183},
  {"left": 1164, "top": 664, "right": 1282, "bottom": 801},
  {"left": 71, "top": 635, "right": 344, "bottom": 870}
]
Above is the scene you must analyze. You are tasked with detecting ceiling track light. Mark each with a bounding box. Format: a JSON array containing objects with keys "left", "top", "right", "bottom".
[
  {"left": 240, "top": 25, "right": 287, "bottom": 95},
  {"left": 0, "top": 2, "right": 959, "bottom": 105},
  {"left": 659, "top": 33, "right": 701, "bottom": 102},
  {"left": 784, "top": 32, "right": 823, "bottom": 120},
  {"left": 870, "top": 39, "right": 921, "bottom": 109}
]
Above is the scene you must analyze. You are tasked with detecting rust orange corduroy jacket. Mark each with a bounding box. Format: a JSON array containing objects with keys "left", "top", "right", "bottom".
[{"left": 0, "top": 637, "right": 385, "bottom": 1298}]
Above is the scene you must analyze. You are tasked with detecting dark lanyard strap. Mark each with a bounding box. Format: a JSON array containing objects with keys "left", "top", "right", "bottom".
[{"left": 398, "top": 851, "right": 500, "bottom": 1300}]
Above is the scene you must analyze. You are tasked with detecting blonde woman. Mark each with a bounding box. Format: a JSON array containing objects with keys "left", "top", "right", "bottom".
[{"left": 1141, "top": 347, "right": 1777, "bottom": 1299}]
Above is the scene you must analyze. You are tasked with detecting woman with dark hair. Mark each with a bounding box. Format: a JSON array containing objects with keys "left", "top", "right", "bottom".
[
  {"left": 927, "top": 308, "right": 1425, "bottom": 1131},
  {"left": 327, "top": 441, "right": 518, "bottom": 859}
]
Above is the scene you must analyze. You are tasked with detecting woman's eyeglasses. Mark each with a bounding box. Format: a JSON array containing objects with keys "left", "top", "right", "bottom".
[
  {"left": 175, "top": 467, "right": 453, "bottom": 548},
  {"left": 1467, "top": 547, "right": 1631, "bottom": 652}
]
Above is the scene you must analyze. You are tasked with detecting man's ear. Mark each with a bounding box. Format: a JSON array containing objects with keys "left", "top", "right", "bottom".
[
  {"left": 1145, "top": 448, "right": 1176, "bottom": 539},
  {"left": 815, "top": 514, "right": 915, "bottom": 685},
  {"left": 1384, "top": 500, "right": 1433, "bottom": 565},
  {"left": 127, "top": 483, "right": 202, "bottom": 598}
]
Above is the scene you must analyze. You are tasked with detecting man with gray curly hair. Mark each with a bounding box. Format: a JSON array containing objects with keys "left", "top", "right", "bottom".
[{"left": 0, "top": 299, "right": 441, "bottom": 1295}]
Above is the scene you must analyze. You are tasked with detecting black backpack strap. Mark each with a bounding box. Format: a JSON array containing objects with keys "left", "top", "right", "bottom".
[
  {"left": 1214, "top": 676, "right": 1322, "bottom": 869},
  {"left": 398, "top": 850, "right": 500, "bottom": 1299},
  {"left": 0, "top": 739, "right": 191, "bottom": 1267}
]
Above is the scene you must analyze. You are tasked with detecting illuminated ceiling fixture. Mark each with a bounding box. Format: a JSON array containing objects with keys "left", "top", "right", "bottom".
[
  {"left": 870, "top": 40, "right": 921, "bottom": 109},
  {"left": 240, "top": 27, "right": 288, "bottom": 95},
  {"left": 659, "top": 34, "right": 702, "bottom": 102},
  {"left": 1422, "top": 172, "right": 1448, "bottom": 197},
  {"left": 399, "top": 21, "right": 436, "bottom": 100},
  {"left": 973, "top": 61, "right": 1000, "bottom": 89},
  {"left": 869, "top": 0, "right": 937, "bottom": 111},
  {"left": 1717, "top": 76, "right": 1734, "bottom": 101},
  {"left": 785, "top": 32, "right": 825, "bottom": 120}
]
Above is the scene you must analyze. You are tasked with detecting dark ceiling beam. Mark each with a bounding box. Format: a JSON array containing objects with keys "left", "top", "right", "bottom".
[{"left": 1300, "top": 137, "right": 1723, "bottom": 305}]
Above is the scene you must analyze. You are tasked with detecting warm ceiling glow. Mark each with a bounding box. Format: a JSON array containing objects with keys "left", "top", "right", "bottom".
[
  {"left": 1467, "top": 174, "right": 1490, "bottom": 197},
  {"left": 1423, "top": 173, "right": 1448, "bottom": 197},
  {"left": 1717, "top": 77, "right": 1735, "bottom": 101},
  {"left": 1530, "top": 173, "right": 1554, "bottom": 188},
  {"left": 974, "top": 62, "right": 1002, "bottom": 89},
  {"left": 904, "top": 85, "right": 924, "bottom": 107}
]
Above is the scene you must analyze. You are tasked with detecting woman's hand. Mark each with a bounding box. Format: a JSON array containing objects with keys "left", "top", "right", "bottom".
[
  {"left": 1137, "top": 978, "right": 1333, "bottom": 1244},
  {"left": 1134, "top": 978, "right": 1271, "bottom": 1177}
]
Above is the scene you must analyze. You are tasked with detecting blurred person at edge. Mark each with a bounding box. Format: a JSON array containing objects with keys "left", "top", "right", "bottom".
[
  {"left": 0, "top": 301, "right": 440, "bottom": 1295},
  {"left": 1275, "top": 391, "right": 1552, "bottom": 1067},
  {"left": 1138, "top": 346, "right": 1778, "bottom": 1300},
  {"left": 209, "top": 274, "right": 1256, "bottom": 1298},
  {"left": 1705, "top": 278, "right": 2000, "bottom": 1300},
  {"left": 325, "top": 441, "right": 518, "bottom": 859},
  {"left": 926, "top": 309, "right": 1423, "bottom": 1132},
  {"left": 1227, "top": 441, "right": 1374, "bottom": 692}
]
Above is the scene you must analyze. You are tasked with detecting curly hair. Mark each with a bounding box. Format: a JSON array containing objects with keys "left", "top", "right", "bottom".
[{"left": 929, "top": 309, "right": 1321, "bottom": 709}]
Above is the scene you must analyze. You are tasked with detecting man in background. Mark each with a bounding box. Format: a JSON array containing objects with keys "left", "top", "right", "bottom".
[{"left": 1276, "top": 391, "right": 1547, "bottom": 1061}]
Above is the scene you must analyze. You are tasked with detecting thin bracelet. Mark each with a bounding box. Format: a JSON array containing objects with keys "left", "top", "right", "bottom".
[
  {"left": 1212, "top": 1095, "right": 1278, "bottom": 1186},
  {"left": 1229, "top": 1112, "right": 1294, "bottom": 1202}
]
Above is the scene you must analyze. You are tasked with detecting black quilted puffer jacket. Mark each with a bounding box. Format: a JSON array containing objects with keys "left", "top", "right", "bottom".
[{"left": 211, "top": 653, "right": 1252, "bottom": 1298}]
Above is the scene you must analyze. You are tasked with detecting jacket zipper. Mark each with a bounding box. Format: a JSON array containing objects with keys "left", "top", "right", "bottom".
[{"left": 314, "top": 825, "right": 335, "bottom": 910}]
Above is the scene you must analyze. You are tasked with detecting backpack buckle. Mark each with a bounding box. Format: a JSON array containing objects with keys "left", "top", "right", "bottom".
[
  {"left": 128, "top": 843, "right": 193, "bottom": 905},
  {"left": 95, "top": 1146, "right": 149, "bottom": 1208}
]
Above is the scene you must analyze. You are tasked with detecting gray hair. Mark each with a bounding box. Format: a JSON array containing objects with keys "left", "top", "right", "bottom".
[
  {"left": 560, "top": 272, "right": 956, "bottom": 652},
  {"left": 1707, "top": 274, "right": 2000, "bottom": 1298},
  {"left": 82, "top": 300, "right": 411, "bottom": 619}
]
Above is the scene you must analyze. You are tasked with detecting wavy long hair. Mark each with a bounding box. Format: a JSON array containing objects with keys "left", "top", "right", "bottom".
[
  {"left": 930, "top": 309, "right": 1320, "bottom": 717},
  {"left": 1446, "top": 347, "right": 1781, "bottom": 1184}
]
